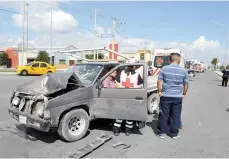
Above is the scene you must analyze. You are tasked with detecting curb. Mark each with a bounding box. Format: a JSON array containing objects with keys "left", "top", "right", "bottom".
[
  {"left": 0, "top": 72, "right": 16, "bottom": 75},
  {"left": 213, "top": 71, "right": 222, "bottom": 77}
]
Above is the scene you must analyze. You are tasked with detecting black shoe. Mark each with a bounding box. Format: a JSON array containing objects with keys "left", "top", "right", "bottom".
[
  {"left": 113, "top": 126, "right": 120, "bottom": 136},
  {"left": 125, "top": 128, "right": 131, "bottom": 136}
]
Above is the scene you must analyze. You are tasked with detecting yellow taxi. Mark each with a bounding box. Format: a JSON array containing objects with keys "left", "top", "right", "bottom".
[{"left": 16, "top": 61, "right": 56, "bottom": 76}]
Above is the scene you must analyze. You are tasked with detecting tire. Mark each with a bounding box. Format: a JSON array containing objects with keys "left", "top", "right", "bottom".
[
  {"left": 21, "top": 70, "right": 28, "bottom": 76},
  {"left": 148, "top": 93, "right": 159, "bottom": 114},
  {"left": 58, "top": 109, "right": 89, "bottom": 142},
  {"left": 47, "top": 71, "right": 52, "bottom": 74}
]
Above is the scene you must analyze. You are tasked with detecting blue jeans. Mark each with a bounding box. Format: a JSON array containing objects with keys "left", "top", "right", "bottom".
[{"left": 157, "top": 96, "right": 182, "bottom": 137}]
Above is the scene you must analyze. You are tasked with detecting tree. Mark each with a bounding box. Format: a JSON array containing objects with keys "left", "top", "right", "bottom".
[
  {"left": 220, "top": 66, "right": 225, "bottom": 70},
  {"left": 211, "top": 58, "right": 218, "bottom": 70},
  {"left": 147, "top": 60, "right": 152, "bottom": 66},
  {"left": 0, "top": 52, "right": 8, "bottom": 66},
  {"left": 36, "top": 50, "right": 50, "bottom": 63},
  {"left": 85, "top": 53, "right": 104, "bottom": 60}
]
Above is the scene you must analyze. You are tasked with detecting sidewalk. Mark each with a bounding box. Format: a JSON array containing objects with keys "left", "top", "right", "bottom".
[{"left": 214, "top": 70, "right": 223, "bottom": 77}]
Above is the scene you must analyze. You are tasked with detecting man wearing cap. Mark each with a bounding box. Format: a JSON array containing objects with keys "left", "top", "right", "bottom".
[{"left": 156, "top": 53, "right": 189, "bottom": 139}]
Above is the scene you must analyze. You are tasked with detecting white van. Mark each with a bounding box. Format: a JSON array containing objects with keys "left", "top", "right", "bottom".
[{"left": 151, "top": 48, "right": 187, "bottom": 76}]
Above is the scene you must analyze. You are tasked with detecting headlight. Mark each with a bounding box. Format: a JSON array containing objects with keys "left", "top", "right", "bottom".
[
  {"left": 43, "top": 109, "right": 50, "bottom": 119},
  {"left": 37, "top": 106, "right": 44, "bottom": 117},
  {"left": 12, "top": 97, "right": 20, "bottom": 106}
]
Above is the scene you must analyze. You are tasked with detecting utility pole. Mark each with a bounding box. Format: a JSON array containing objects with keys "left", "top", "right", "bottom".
[
  {"left": 97, "top": 34, "right": 99, "bottom": 61},
  {"left": 111, "top": 17, "right": 117, "bottom": 60},
  {"left": 226, "top": 26, "right": 228, "bottom": 66},
  {"left": 25, "top": 2, "right": 29, "bottom": 51},
  {"left": 93, "top": 8, "right": 97, "bottom": 61},
  {"left": 22, "top": 1, "right": 25, "bottom": 65},
  {"left": 141, "top": 38, "right": 150, "bottom": 62},
  {"left": 50, "top": 0, "right": 53, "bottom": 65}
]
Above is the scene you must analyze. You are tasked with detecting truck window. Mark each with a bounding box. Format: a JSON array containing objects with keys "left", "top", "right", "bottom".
[
  {"left": 154, "top": 56, "right": 170, "bottom": 68},
  {"left": 102, "top": 65, "right": 144, "bottom": 89}
]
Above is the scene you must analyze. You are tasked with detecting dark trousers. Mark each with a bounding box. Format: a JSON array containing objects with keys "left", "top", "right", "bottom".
[
  {"left": 222, "top": 77, "right": 228, "bottom": 87},
  {"left": 157, "top": 96, "right": 182, "bottom": 137}
]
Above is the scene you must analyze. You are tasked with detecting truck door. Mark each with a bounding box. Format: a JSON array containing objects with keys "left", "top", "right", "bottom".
[{"left": 92, "top": 63, "right": 148, "bottom": 121}]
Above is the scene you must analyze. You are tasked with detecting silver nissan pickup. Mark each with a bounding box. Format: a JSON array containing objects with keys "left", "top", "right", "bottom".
[{"left": 8, "top": 62, "right": 159, "bottom": 142}]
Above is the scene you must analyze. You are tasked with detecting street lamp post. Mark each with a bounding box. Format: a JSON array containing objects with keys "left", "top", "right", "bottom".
[{"left": 211, "top": 21, "right": 228, "bottom": 67}]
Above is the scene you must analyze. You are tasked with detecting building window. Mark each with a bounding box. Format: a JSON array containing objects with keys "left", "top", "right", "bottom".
[
  {"left": 59, "top": 59, "right": 66, "bottom": 64},
  {"left": 140, "top": 53, "right": 145, "bottom": 60}
]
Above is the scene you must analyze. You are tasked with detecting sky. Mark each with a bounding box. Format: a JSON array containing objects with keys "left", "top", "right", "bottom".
[{"left": 0, "top": 1, "right": 229, "bottom": 65}]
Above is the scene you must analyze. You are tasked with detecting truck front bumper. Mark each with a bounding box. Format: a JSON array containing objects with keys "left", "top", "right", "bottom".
[{"left": 8, "top": 107, "right": 51, "bottom": 132}]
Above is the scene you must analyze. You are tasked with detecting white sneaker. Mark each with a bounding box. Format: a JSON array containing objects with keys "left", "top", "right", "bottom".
[
  {"left": 172, "top": 135, "right": 179, "bottom": 139},
  {"left": 157, "top": 133, "right": 165, "bottom": 139}
]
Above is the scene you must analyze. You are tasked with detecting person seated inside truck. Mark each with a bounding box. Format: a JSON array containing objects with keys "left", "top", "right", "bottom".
[{"left": 102, "top": 70, "right": 117, "bottom": 88}]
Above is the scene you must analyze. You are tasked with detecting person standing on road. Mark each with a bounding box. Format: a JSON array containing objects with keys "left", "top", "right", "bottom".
[
  {"left": 156, "top": 53, "right": 189, "bottom": 139},
  {"left": 113, "top": 65, "right": 143, "bottom": 136},
  {"left": 222, "top": 66, "right": 229, "bottom": 87}
]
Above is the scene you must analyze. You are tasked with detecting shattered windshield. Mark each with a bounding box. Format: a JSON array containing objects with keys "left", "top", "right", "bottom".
[{"left": 65, "top": 64, "right": 103, "bottom": 85}]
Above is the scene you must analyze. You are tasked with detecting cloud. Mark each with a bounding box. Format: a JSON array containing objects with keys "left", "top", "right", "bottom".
[
  {"left": 12, "top": 1, "right": 79, "bottom": 33},
  {"left": 191, "top": 36, "right": 220, "bottom": 51},
  {"left": 167, "top": 36, "right": 223, "bottom": 64},
  {"left": 95, "top": 26, "right": 105, "bottom": 34}
]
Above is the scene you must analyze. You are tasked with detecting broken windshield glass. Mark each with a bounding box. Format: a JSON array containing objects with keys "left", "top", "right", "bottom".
[{"left": 65, "top": 64, "right": 103, "bottom": 85}]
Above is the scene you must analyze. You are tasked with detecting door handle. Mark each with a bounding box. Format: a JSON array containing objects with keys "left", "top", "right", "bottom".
[{"left": 135, "top": 97, "right": 143, "bottom": 100}]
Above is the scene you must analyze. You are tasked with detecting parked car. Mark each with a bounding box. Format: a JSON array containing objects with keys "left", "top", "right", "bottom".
[
  {"left": 188, "top": 69, "right": 195, "bottom": 77},
  {"left": 8, "top": 62, "right": 159, "bottom": 142},
  {"left": 16, "top": 61, "right": 56, "bottom": 76}
]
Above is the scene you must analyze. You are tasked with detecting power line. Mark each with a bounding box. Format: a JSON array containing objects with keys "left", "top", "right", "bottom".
[{"left": 0, "top": 8, "right": 19, "bottom": 14}]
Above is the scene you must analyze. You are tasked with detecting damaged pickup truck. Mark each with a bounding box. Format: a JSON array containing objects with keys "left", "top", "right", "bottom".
[{"left": 8, "top": 63, "right": 159, "bottom": 142}]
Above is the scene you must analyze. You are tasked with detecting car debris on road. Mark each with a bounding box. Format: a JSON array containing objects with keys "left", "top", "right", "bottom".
[
  {"left": 112, "top": 141, "right": 131, "bottom": 149},
  {"left": 65, "top": 133, "right": 112, "bottom": 159}
]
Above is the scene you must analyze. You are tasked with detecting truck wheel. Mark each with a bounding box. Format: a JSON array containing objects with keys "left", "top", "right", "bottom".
[
  {"left": 148, "top": 93, "right": 159, "bottom": 114},
  {"left": 58, "top": 109, "right": 89, "bottom": 142}
]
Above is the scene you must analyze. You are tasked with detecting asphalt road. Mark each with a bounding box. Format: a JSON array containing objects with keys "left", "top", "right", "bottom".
[{"left": 0, "top": 72, "right": 229, "bottom": 158}]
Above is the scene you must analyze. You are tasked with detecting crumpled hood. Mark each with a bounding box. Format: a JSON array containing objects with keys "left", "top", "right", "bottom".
[{"left": 15, "top": 72, "right": 83, "bottom": 96}]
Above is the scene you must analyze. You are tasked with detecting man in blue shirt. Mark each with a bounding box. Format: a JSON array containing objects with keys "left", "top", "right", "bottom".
[{"left": 157, "top": 53, "right": 189, "bottom": 139}]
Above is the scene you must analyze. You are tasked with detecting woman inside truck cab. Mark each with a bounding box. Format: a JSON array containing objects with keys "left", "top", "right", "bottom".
[{"left": 102, "top": 70, "right": 117, "bottom": 88}]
